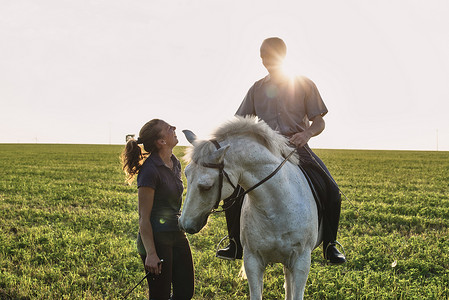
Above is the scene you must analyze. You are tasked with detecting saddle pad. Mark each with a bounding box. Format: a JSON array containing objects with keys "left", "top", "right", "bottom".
[{"left": 298, "top": 164, "right": 326, "bottom": 228}]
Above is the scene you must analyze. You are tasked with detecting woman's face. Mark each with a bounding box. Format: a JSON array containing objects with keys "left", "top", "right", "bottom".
[{"left": 159, "top": 122, "right": 178, "bottom": 147}]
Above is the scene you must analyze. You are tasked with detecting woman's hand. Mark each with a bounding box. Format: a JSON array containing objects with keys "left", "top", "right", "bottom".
[{"left": 145, "top": 253, "right": 162, "bottom": 275}]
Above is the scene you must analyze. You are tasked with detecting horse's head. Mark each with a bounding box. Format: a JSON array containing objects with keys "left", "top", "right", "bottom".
[
  {"left": 179, "top": 130, "right": 237, "bottom": 234},
  {"left": 179, "top": 117, "right": 297, "bottom": 234}
]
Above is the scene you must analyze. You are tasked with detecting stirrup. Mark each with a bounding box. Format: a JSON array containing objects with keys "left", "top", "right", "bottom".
[
  {"left": 324, "top": 240, "right": 346, "bottom": 262},
  {"left": 215, "top": 235, "right": 237, "bottom": 260},
  {"left": 216, "top": 235, "right": 230, "bottom": 252}
]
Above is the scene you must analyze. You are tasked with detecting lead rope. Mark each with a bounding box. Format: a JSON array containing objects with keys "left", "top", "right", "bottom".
[
  {"left": 304, "top": 146, "right": 401, "bottom": 267},
  {"left": 122, "top": 272, "right": 151, "bottom": 299},
  {"left": 122, "top": 260, "right": 163, "bottom": 299}
]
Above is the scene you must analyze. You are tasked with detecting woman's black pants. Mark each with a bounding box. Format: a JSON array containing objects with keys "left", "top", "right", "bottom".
[{"left": 139, "top": 231, "right": 194, "bottom": 300}]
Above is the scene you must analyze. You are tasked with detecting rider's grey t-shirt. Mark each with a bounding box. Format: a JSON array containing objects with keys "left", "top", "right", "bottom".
[{"left": 236, "top": 75, "right": 328, "bottom": 137}]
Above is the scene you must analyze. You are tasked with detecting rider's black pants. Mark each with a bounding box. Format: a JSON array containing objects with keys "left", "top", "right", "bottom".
[{"left": 296, "top": 144, "right": 342, "bottom": 248}]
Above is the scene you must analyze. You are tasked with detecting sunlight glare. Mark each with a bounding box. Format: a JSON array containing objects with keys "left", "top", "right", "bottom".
[{"left": 281, "top": 56, "right": 301, "bottom": 79}]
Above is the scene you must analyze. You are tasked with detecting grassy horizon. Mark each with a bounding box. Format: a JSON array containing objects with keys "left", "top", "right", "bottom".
[{"left": 0, "top": 144, "right": 448, "bottom": 299}]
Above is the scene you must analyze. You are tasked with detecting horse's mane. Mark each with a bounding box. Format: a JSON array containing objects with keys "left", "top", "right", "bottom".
[{"left": 184, "top": 116, "right": 299, "bottom": 165}]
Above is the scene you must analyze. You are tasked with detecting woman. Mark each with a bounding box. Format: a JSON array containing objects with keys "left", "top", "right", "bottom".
[{"left": 121, "top": 119, "right": 194, "bottom": 300}]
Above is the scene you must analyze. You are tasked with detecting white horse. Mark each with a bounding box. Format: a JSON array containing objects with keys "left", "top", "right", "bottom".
[{"left": 179, "top": 116, "right": 322, "bottom": 300}]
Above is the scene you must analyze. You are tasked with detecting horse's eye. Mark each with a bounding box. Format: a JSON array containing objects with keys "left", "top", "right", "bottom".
[{"left": 198, "top": 184, "right": 212, "bottom": 192}]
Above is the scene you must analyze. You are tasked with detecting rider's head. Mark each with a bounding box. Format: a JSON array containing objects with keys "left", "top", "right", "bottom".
[{"left": 260, "top": 37, "right": 287, "bottom": 74}]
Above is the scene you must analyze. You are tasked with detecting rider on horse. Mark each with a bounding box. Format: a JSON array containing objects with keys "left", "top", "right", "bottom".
[{"left": 216, "top": 37, "right": 346, "bottom": 265}]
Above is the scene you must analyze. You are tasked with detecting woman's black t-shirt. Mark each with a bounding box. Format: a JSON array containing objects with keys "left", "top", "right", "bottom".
[{"left": 136, "top": 152, "right": 184, "bottom": 233}]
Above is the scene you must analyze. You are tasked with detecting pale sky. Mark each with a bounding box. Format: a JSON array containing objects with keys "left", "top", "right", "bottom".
[{"left": 1, "top": 0, "right": 448, "bottom": 151}]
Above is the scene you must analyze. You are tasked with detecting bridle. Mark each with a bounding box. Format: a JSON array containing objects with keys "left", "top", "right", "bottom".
[
  {"left": 199, "top": 140, "right": 237, "bottom": 212},
  {"left": 197, "top": 140, "right": 296, "bottom": 213}
]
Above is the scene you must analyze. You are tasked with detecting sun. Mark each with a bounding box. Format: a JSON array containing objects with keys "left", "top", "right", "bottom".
[{"left": 280, "top": 56, "right": 300, "bottom": 79}]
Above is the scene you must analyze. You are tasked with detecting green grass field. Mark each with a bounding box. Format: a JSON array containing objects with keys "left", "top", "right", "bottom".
[{"left": 1, "top": 144, "right": 448, "bottom": 299}]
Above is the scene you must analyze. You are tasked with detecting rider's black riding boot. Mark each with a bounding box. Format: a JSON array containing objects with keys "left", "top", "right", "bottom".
[
  {"left": 323, "top": 197, "right": 346, "bottom": 264},
  {"left": 216, "top": 237, "right": 243, "bottom": 261},
  {"left": 216, "top": 186, "right": 244, "bottom": 260}
]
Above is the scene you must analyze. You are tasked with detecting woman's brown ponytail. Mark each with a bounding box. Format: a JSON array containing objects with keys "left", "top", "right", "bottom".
[{"left": 120, "top": 119, "right": 164, "bottom": 184}]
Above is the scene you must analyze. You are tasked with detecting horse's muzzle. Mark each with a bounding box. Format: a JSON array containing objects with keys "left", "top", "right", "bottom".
[{"left": 179, "top": 214, "right": 209, "bottom": 234}]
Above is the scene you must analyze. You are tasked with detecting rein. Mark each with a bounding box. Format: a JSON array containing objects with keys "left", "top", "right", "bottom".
[{"left": 199, "top": 140, "right": 296, "bottom": 213}]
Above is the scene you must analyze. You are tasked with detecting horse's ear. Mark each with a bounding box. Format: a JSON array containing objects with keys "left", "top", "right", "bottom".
[
  {"left": 209, "top": 145, "right": 230, "bottom": 163},
  {"left": 182, "top": 130, "right": 197, "bottom": 145}
]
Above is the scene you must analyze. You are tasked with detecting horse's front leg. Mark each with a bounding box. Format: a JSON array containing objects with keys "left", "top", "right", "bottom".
[
  {"left": 243, "top": 251, "right": 265, "bottom": 300},
  {"left": 283, "top": 265, "right": 293, "bottom": 300},
  {"left": 289, "top": 250, "right": 312, "bottom": 300}
]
